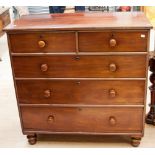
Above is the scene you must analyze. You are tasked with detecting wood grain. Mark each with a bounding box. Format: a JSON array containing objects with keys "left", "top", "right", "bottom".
[
  {"left": 9, "top": 32, "right": 76, "bottom": 53},
  {"left": 4, "top": 12, "right": 152, "bottom": 31},
  {"left": 16, "top": 80, "right": 145, "bottom": 105},
  {"left": 21, "top": 106, "right": 143, "bottom": 133},
  {"left": 12, "top": 55, "right": 147, "bottom": 78},
  {"left": 78, "top": 31, "right": 148, "bottom": 52}
]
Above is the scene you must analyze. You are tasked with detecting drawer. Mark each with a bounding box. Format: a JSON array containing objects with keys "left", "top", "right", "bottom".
[
  {"left": 17, "top": 80, "right": 145, "bottom": 105},
  {"left": 21, "top": 107, "right": 143, "bottom": 133},
  {"left": 12, "top": 55, "right": 146, "bottom": 78},
  {"left": 78, "top": 31, "right": 148, "bottom": 52},
  {"left": 9, "top": 32, "right": 76, "bottom": 53}
]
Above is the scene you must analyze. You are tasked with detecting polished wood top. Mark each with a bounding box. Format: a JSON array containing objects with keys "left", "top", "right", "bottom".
[{"left": 4, "top": 12, "right": 152, "bottom": 31}]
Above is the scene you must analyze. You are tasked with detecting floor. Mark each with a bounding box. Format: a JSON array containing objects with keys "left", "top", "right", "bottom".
[{"left": 0, "top": 34, "right": 155, "bottom": 148}]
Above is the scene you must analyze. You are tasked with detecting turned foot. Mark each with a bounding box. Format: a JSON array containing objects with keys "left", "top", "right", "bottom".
[
  {"left": 131, "top": 136, "right": 141, "bottom": 147},
  {"left": 27, "top": 134, "right": 37, "bottom": 145}
]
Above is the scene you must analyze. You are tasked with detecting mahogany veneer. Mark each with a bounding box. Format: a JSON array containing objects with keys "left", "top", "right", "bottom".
[
  {"left": 4, "top": 12, "right": 152, "bottom": 147},
  {"left": 9, "top": 32, "right": 76, "bottom": 53},
  {"left": 21, "top": 107, "right": 143, "bottom": 133},
  {"left": 78, "top": 31, "right": 148, "bottom": 52},
  {"left": 16, "top": 80, "right": 145, "bottom": 105},
  {"left": 12, "top": 55, "right": 146, "bottom": 78}
]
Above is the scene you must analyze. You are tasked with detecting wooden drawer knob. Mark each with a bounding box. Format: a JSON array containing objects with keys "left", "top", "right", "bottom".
[
  {"left": 109, "top": 38, "right": 117, "bottom": 47},
  {"left": 38, "top": 40, "right": 46, "bottom": 48},
  {"left": 47, "top": 115, "right": 54, "bottom": 123},
  {"left": 109, "top": 63, "right": 117, "bottom": 72},
  {"left": 109, "top": 116, "right": 117, "bottom": 126},
  {"left": 44, "top": 89, "right": 51, "bottom": 98},
  {"left": 109, "top": 89, "right": 116, "bottom": 98},
  {"left": 41, "top": 64, "right": 48, "bottom": 72}
]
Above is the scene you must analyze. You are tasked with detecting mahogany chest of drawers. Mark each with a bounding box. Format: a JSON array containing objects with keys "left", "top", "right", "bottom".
[{"left": 4, "top": 12, "right": 152, "bottom": 147}]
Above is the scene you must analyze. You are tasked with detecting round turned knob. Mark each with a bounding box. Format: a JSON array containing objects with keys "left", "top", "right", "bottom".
[
  {"left": 109, "top": 116, "right": 117, "bottom": 126},
  {"left": 44, "top": 89, "right": 51, "bottom": 98},
  {"left": 109, "top": 89, "right": 116, "bottom": 98},
  {"left": 41, "top": 64, "right": 48, "bottom": 72},
  {"left": 38, "top": 40, "right": 46, "bottom": 48},
  {"left": 47, "top": 115, "right": 54, "bottom": 123},
  {"left": 109, "top": 38, "right": 117, "bottom": 47},
  {"left": 109, "top": 63, "right": 117, "bottom": 72}
]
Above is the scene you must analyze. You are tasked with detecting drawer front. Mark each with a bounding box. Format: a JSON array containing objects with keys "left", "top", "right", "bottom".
[
  {"left": 17, "top": 80, "right": 145, "bottom": 105},
  {"left": 78, "top": 31, "right": 148, "bottom": 52},
  {"left": 21, "top": 107, "right": 143, "bottom": 133},
  {"left": 12, "top": 55, "right": 146, "bottom": 78},
  {"left": 9, "top": 32, "right": 76, "bottom": 53}
]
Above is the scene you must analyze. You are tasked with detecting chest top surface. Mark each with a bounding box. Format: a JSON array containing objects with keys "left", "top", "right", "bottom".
[{"left": 4, "top": 12, "right": 152, "bottom": 31}]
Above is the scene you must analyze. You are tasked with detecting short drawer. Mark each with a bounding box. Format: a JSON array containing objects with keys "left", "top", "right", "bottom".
[
  {"left": 12, "top": 55, "right": 147, "bottom": 78},
  {"left": 17, "top": 80, "right": 145, "bottom": 105},
  {"left": 78, "top": 31, "right": 148, "bottom": 52},
  {"left": 21, "top": 107, "right": 143, "bottom": 133},
  {"left": 9, "top": 32, "right": 76, "bottom": 53}
]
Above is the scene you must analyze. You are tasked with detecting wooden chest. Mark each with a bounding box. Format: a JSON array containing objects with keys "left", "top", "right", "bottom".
[{"left": 4, "top": 12, "right": 152, "bottom": 147}]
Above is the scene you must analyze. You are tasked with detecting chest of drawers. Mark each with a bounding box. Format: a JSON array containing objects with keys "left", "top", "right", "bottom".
[{"left": 4, "top": 12, "right": 152, "bottom": 147}]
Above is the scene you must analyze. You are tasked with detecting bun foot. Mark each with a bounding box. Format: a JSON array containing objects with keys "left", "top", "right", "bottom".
[
  {"left": 27, "top": 134, "right": 37, "bottom": 145},
  {"left": 131, "top": 136, "right": 141, "bottom": 147}
]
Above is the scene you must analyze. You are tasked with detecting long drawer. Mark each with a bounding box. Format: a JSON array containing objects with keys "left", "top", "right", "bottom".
[
  {"left": 78, "top": 31, "right": 148, "bottom": 52},
  {"left": 9, "top": 32, "right": 76, "bottom": 53},
  {"left": 16, "top": 80, "right": 145, "bottom": 105},
  {"left": 12, "top": 55, "right": 147, "bottom": 78},
  {"left": 21, "top": 107, "right": 143, "bottom": 133}
]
